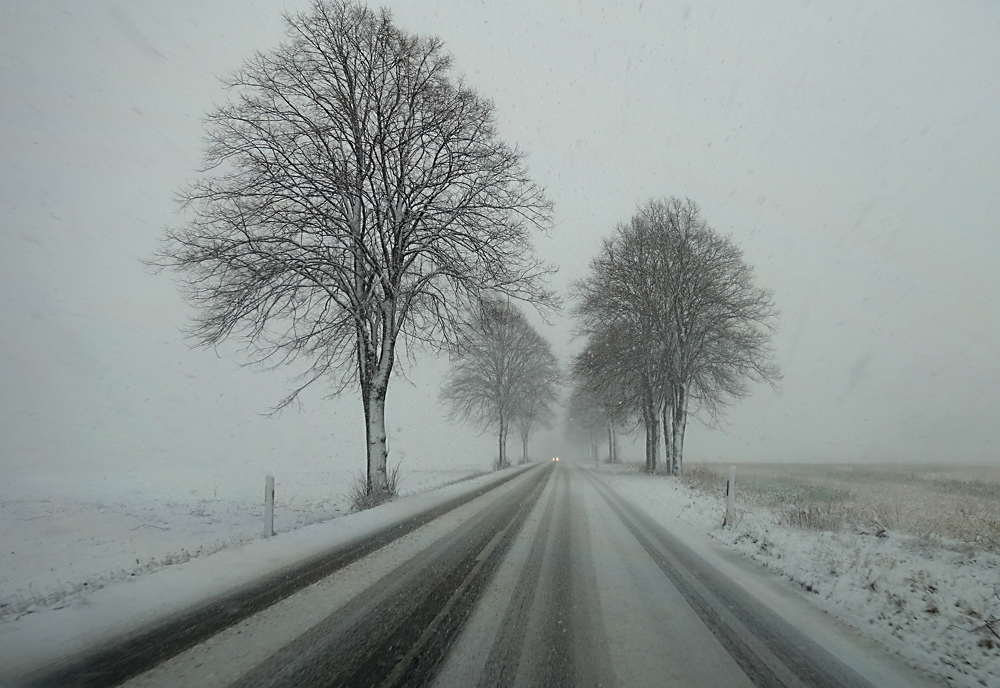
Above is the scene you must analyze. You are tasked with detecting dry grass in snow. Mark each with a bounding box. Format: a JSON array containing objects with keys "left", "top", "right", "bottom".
[
  {"left": 602, "top": 462, "right": 1000, "bottom": 688},
  {"left": 684, "top": 463, "right": 1000, "bottom": 552}
]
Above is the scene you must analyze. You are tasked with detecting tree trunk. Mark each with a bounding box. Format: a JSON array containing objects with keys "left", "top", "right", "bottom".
[
  {"left": 366, "top": 384, "right": 389, "bottom": 494},
  {"left": 642, "top": 400, "right": 660, "bottom": 474},
  {"left": 650, "top": 405, "right": 660, "bottom": 473},
  {"left": 661, "top": 400, "right": 674, "bottom": 475},
  {"left": 521, "top": 431, "right": 529, "bottom": 464},
  {"left": 642, "top": 405, "right": 652, "bottom": 472},
  {"left": 353, "top": 205, "right": 391, "bottom": 498},
  {"left": 610, "top": 422, "right": 617, "bottom": 463},
  {"left": 671, "top": 384, "right": 688, "bottom": 475},
  {"left": 498, "top": 416, "right": 508, "bottom": 469},
  {"left": 607, "top": 422, "right": 613, "bottom": 464},
  {"left": 360, "top": 297, "right": 396, "bottom": 498}
]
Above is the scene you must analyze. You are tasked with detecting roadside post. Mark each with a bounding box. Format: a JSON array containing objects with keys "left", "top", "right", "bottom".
[
  {"left": 725, "top": 466, "right": 736, "bottom": 527},
  {"left": 265, "top": 474, "right": 275, "bottom": 537}
]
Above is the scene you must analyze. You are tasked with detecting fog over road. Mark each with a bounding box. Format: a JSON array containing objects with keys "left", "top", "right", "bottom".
[{"left": 33, "top": 464, "right": 931, "bottom": 688}]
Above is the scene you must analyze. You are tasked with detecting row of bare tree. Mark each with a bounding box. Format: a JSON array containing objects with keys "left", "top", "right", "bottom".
[
  {"left": 569, "top": 199, "right": 780, "bottom": 474},
  {"left": 157, "top": 0, "right": 778, "bottom": 504},
  {"left": 439, "top": 298, "right": 560, "bottom": 468},
  {"left": 565, "top": 384, "right": 622, "bottom": 464}
]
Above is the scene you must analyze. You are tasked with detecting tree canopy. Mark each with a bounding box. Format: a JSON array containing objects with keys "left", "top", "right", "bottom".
[{"left": 573, "top": 198, "right": 779, "bottom": 473}]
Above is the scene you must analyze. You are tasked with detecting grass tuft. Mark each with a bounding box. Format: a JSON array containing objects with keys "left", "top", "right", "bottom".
[{"left": 347, "top": 461, "right": 402, "bottom": 512}]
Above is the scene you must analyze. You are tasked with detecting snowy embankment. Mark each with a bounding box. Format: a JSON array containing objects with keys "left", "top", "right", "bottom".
[
  {"left": 0, "top": 463, "right": 506, "bottom": 676},
  {"left": 0, "top": 467, "right": 486, "bottom": 622},
  {"left": 600, "top": 463, "right": 1000, "bottom": 688},
  {"left": 0, "top": 463, "right": 532, "bottom": 680}
]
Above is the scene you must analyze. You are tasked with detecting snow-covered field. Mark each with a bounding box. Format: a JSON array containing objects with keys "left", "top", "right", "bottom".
[
  {"left": 0, "top": 465, "right": 486, "bottom": 621},
  {"left": 601, "top": 462, "right": 1000, "bottom": 688}
]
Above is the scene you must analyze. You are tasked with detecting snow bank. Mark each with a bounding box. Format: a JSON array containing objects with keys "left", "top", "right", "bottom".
[
  {"left": 599, "top": 464, "right": 1000, "bottom": 688},
  {"left": 0, "top": 464, "right": 530, "bottom": 682},
  {"left": 0, "top": 467, "right": 488, "bottom": 621}
]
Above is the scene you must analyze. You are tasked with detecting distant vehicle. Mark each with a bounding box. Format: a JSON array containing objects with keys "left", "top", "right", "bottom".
[{"left": 552, "top": 457, "right": 559, "bottom": 461}]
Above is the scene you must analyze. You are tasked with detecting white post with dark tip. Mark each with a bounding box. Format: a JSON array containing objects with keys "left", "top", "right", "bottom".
[
  {"left": 264, "top": 474, "right": 275, "bottom": 537},
  {"left": 725, "top": 466, "right": 736, "bottom": 527}
]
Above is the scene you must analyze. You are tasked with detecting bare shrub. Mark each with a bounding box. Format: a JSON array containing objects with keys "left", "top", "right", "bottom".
[
  {"left": 727, "top": 474, "right": 851, "bottom": 534},
  {"left": 386, "top": 461, "right": 402, "bottom": 496},
  {"left": 979, "top": 516, "right": 1000, "bottom": 550},
  {"left": 862, "top": 495, "right": 914, "bottom": 531}
]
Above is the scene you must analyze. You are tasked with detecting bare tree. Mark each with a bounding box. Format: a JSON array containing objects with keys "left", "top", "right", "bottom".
[
  {"left": 565, "top": 383, "right": 608, "bottom": 464},
  {"left": 513, "top": 354, "right": 560, "bottom": 463},
  {"left": 440, "top": 298, "right": 559, "bottom": 469},
  {"left": 573, "top": 226, "right": 669, "bottom": 472},
  {"left": 570, "top": 331, "right": 637, "bottom": 463},
  {"left": 573, "top": 198, "right": 779, "bottom": 474},
  {"left": 640, "top": 199, "right": 780, "bottom": 474},
  {"left": 153, "top": 1, "right": 553, "bottom": 500}
]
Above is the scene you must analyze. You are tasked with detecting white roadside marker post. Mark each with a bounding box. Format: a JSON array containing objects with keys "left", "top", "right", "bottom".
[
  {"left": 265, "top": 474, "right": 275, "bottom": 537},
  {"left": 725, "top": 466, "right": 736, "bottom": 527}
]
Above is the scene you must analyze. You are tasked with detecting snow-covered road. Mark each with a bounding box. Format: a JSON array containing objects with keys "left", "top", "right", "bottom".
[
  {"left": 8, "top": 462, "right": 939, "bottom": 687},
  {"left": 437, "top": 464, "right": 936, "bottom": 688}
]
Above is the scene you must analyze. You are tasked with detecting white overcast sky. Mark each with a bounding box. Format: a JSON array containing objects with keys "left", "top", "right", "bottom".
[{"left": 2, "top": 0, "right": 999, "bottom": 478}]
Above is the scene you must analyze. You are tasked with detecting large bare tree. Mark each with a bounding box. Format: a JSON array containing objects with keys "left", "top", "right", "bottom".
[
  {"left": 155, "top": 1, "right": 553, "bottom": 498},
  {"left": 574, "top": 225, "right": 670, "bottom": 472},
  {"left": 574, "top": 198, "right": 779, "bottom": 474},
  {"left": 641, "top": 199, "right": 780, "bottom": 474},
  {"left": 440, "top": 298, "right": 559, "bottom": 469}
]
